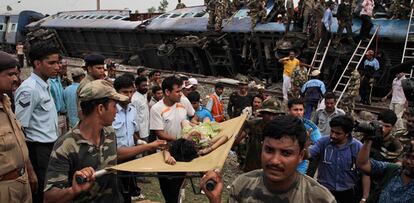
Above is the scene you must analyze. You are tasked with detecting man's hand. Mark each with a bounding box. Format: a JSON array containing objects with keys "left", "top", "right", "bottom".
[
  {"left": 27, "top": 167, "right": 38, "bottom": 193},
  {"left": 305, "top": 128, "right": 313, "bottom": 148},
  {"left": 149, "top": 140, "right": 167, "bottom": 150},
  {"left": 200, "top": 170, "right": 224, "bottom": 203},
  {"left": 71, "top": 167, "right": 96, "bottom": 196}
]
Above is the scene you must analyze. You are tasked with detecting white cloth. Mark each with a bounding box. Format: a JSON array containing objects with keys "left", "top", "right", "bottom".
[
  {"left": 390, "top": 103, "right": 405, "bottom": 131},
  {"left": 150, "top": 100, "right": 188, "bottom": 139},
  {"left": 283, "top": 75, "right": 292, "bottom": 100},
  {"left": 391, "top": 76, "right": 406, "bottom": 104},
  {"left": 180, "top": 95, "right": 195, "bottom": 117},
  {"left": 360, "top": 0, "right": 374, "bottom": 16},
  {"left": 131, "top": 91, "right": 150, "bottom": 138}
]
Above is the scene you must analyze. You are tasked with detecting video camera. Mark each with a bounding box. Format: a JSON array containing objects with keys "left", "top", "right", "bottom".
[{"left": 354, "top": 120, "right": 383, "bottom": 142}]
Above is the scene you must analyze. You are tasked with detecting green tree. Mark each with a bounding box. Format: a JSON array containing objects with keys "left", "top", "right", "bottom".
[
  {"left": 158, "top": 0, "right": 169, "bottom": 12},
  {"left": 147, "top": 6, "right": 156, "bottom": 13}
]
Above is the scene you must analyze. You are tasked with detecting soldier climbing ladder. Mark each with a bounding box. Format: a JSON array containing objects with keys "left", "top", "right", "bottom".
[
  {"left": 333, "top": 26, "right": 380, "bottom": 106},
  {"left": 401, "top": 5, "right": 414, "bottom": 77}
]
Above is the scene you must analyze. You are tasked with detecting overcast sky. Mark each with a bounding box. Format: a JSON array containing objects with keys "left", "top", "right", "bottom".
[{"left": 0, "top": 0, "right": 204, "bottom": 15}]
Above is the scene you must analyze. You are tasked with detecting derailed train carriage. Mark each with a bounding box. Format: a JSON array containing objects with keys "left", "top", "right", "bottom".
[{"left": 23, "top": 2, "right": 412, "bottom": 95}]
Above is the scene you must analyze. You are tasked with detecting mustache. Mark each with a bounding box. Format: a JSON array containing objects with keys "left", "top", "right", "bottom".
[{"left": 265, "top": 164, "right": 284, "bottom": 171}]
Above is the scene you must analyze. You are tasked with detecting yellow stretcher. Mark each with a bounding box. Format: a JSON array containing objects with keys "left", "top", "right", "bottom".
[{"left": 111, "top": 114, "right": 247, "bottom": 173}]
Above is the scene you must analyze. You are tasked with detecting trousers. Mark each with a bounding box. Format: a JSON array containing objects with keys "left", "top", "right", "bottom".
[{"left": 283, "top": 75, "right": 292, "bottom": 100}]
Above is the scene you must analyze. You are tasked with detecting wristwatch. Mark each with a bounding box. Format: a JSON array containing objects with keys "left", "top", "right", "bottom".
[{"left": 361, "top": 198, "right": 367, "bottom": 202}]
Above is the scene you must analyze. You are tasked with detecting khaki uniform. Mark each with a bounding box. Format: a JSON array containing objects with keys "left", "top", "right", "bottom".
[{"left": 0, "top": 94, "right": 31, "bottom": 203}]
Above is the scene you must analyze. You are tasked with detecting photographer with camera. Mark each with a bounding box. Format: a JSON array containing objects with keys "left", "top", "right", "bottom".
[
  {"left": 357, "top": 137, "right": 414, "bottom": 202},
  {"left": 359, "top": 110, "right": 404, "bottom": 163},
  {"left": 200, "top": 116, "right": 335, "bottom": 203}
]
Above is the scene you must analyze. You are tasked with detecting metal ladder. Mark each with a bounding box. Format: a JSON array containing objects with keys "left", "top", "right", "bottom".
[
  {"left": 308, "top": 39, "right": 331, "bottom": 75},
  {"left": 401, "top": 8, "right": 414, "bottom": 77},
  {"left": 334, "top": 26, "right": 380, "bottom": 106}
]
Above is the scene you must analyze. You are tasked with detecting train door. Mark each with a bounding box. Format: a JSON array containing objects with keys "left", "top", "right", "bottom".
[
  {"left": 0, "top": 16, "right": 8, "bottom": 45},
  {"left": 5, "top": 15, "right": 18, "bottom": 45}
]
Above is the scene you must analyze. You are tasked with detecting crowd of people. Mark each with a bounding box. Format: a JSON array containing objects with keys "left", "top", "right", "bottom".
[{"left": 0, "top": 41, "right": 413, "bottom": 203}]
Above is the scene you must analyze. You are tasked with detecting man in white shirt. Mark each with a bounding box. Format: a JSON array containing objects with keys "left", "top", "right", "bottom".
[
  {"left": 150, "top": 76, "right": 188, "bottom": 203},
  {"left": 382, "top": 72, "right": 407, "bottom": 131},
  {"left": 314, "top": 92, "right": 345, "bottom": 136},
  {"left": 131, "top": 76, "right": 150, "bottom": 141}
]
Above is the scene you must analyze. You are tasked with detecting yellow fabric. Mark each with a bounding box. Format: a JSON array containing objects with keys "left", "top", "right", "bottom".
[
  {"left": 111, "top": 114, "right": 247, "bottom": 172},
  {"left": 282, "top": 58, "right": 299, "bottom": 77}
]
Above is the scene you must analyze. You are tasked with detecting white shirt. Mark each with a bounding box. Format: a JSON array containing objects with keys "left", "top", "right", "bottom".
[
  {"left": 150, "top": 100, "right": 188, "bottom": 139},
  {"left": 131, "top": 91, "right": 149, "bottom": 138},
  {"left": 180, "top": 95, "right": 195, "bottom": 117},
  {"left": 391, "top": 76, "right": 406, "bottom": 104}
]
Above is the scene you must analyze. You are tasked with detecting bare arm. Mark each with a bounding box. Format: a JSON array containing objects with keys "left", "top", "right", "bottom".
[
  {"left": 278, "top": 57, "right": 288, "bottom": 63},
  {"left": 44, "top": 167, "right": 95, "bottom": 203},
  {"left": 199, "top": 136, "right": 228, "bottom": 155},
  {"left": 361, "top": 175, "right": 370, "bottom": 201},
  {"left": 154, "top": 130, "right": 176, "bottom": 141},
  {"left": 117, "top": 140, "right": 166, "bottom": 162},
  {"left": 356, "top": 140, "right": 373, "bottom": 174}
]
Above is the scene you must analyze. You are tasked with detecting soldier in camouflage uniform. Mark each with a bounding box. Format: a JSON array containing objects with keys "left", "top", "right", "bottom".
[
  {"left": 176, "top": 0, "right": 187, "bottom": 9},
  {"left": 313, "top": 0, "right": 325, "bottom": 44},
  {"left": 247, "top": 0, "right": 267, "bottom": 30},
  {"left": 336, "top": 0, "right": 354, "bottom": 45},
  {"left": 207, "top": 0, "right": 227, "bottom": 31},
  {"left": 242, "top": 98, "right": 284, "bottom": 172},
  {"left": 339, "top": 69, "right": 360, "bottom": 116},
  {"left": 44, "top": 80, "right": 129, "bottom": 202},
  {"left": 290, "top": 60, "right": 310, "bottom": 98}
]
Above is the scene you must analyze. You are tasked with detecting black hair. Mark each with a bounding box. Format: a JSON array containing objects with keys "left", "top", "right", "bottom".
[
  {"left": 329, "top": 115, "right": 354, "bottom": 134},
  {"left": 152, "top": 85, "right": 162, "bottom": 94},
  {"left": 161, "top": 76, "right": 181, "bottom": 93},
  {"left": 288, "top": 98, "right": 304, "bottom": 109},
  {"left": 114, "top": 75, "right": 134, "bottom": 91},
  {"left": 378, "top": 109, "right": 398, "bottom": 126},
  {"left": 28, "top": 42, "right": 60, "bottom": 65},
  {"left": 188, "top": 91, "right": 201, "bottom": 103},
  {"left": 149, "top": 70, "right": 161, "bottom": 78},
  {"left": 168, "top": 138, "right": 199, "bottom": 162},
  {"left": 137, "top": 67, "right": 146, "bottom": 75},
  {"left": 263, "top": 115, "right": 306, "bottom": 150},
  {"left": 80, "top": 97, "right": 110, "bottom": 116},
  {"left": 135, "top": 76, "right": 148, "bottom": 87},
  {"left": 215, "top": 82, "right": 224, "bottom": 89},
  {"left": 122, "top": 73, "right": 135, "bottom": 82},
  {"left": 252, "top": 94, "right": 264, "bottom": 105},
  {"left": 324, "top": 92, "right": 336, "bottom": 100}
]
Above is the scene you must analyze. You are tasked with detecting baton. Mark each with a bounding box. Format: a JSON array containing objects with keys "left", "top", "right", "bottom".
[{"left": 75, "top": 169, "right": 110, "bottom": 184}]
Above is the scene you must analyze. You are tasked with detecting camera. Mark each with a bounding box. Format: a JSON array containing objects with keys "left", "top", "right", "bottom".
[{"left": 354, "top": 120, "right": 383, "bottom": 141}]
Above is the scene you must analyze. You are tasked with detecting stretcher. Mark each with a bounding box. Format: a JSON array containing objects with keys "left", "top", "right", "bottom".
[{"left": 111, "top": 113, "right": 247, "bottom": 173}]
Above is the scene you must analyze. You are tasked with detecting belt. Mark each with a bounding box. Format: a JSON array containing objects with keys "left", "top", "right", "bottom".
[{"left": 0, "top": 167, "right": 25, "bottom": 181}]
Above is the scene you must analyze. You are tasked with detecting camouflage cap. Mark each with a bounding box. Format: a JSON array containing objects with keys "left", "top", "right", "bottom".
[
  {"left": 257, "top": 98, "right": 285, "bottom": 114},
  {"left": 79, "top": 79, "right": 129, "bottom": 102},
  {"left": 71, "top": 68, "right": 85, "bottom": 78}
]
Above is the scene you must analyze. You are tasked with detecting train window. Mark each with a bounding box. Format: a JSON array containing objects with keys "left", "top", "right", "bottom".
[
  {"left": 159, "top": 14, "right": 170, "bottom": 18},
  {"left": 194, "top": 12, "right": 206, "bottom": 17},
  {"left": 83, "top": 15, "right": 90, "bottom": 19},
  {"left": 104, "top": 15, "right": 114, "bottom": 19},
  {"left": 0, "top": 24, "right": 5, "bottom": 32},
  {"left": 70, "top": 16, "right": 77, "bottom": 19},
  {"left": 9, "top": 23, "right": 17, "bottom": 32},
  {"left": 89, "top": 15, "right": 97, "bottom": 19},
  {"left": 182, "top": 13, "right": 193, "bottom": 18},
  {"left": 112, "top": 16, "right": 123, "bottom": 20},
  {"left": 97, "top": 15, "right": 105, "bottom": 19},
  {"left": 170, "top": 13, "right": 181, "bottom": 18},
  {"left": 76, "top": 15, "right": 84, "bottom": 19}
]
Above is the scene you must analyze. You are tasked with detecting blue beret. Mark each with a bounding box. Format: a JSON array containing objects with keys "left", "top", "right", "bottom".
[
  {"left": 0, "top": 51, "right": 18, "bottom": 71},
  {"left": 84, "top": 54, "right": 105, "bottom": 67}
]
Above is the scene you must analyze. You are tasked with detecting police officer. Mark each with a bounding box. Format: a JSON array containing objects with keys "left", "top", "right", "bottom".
[
  {"left": 77, "top": 54, "right": 106, "bottom": 94},
  {"left": 0, "top": 51, "right": 38, "bottom": 203},
  {"left": 14, "top": 43, "right": 60, "bottom": 202}
]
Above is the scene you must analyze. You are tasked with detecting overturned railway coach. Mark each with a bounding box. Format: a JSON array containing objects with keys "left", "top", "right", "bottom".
[{"left": 24, "top": 4, "right": 411, "bottom": 95}]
